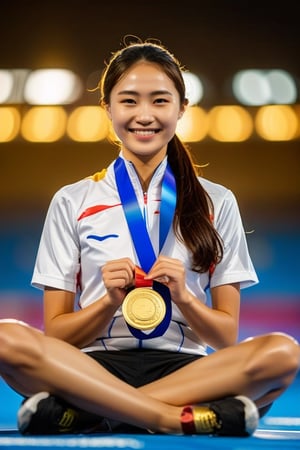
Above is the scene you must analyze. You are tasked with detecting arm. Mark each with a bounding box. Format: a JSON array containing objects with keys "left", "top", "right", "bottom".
[
  {"left": 44, "top": 257, "right": 136, "bottom": 348},
  {"left": 175, "top": 283, "right": 240, "bottom": 350},
  {"left": 146, "top": 255, "right": 240, "bottom": 350},
  {"left": 43, "top": 288, "right": 119, "bottom": 348}
]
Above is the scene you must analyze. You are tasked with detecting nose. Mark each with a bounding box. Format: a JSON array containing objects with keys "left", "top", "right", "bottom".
[{"left": 135, "top": 103, "right": 154, "bottom": 125}]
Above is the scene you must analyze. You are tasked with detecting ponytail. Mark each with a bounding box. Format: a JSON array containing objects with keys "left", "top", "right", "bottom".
[{"left": 167, "top": 135, "right": 223, "bottom": 273}]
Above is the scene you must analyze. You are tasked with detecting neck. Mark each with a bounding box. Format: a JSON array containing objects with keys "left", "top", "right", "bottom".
[
  {"left": 135, "top": 162, "right": 159, "bottom": 192},
  {"left": 122, "top": 149, "right": 167, "bottom": 191}
]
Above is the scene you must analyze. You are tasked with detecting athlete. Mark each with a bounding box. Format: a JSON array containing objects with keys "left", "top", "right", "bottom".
[{"left": 0, "top": 37, "right": 299, "bottom": 437}]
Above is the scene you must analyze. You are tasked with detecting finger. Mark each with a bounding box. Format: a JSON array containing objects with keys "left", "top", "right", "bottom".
[{"left": 155, "top": 275, "right": 170, "bottom": 284}]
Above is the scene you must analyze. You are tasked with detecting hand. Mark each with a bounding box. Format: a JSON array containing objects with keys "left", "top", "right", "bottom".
[
  {"left": 101, "top": 258, "right": 135, "bottom": 305},
  {"left": 145, "top": 255, "right": 191, "bottom": 305}
]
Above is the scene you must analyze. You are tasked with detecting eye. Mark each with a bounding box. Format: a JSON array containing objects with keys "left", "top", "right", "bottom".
[
  {"left": 121, "top": 98, "right": 136, "bottom": 104},
  {"left": 154, "top": 97, "right": 169, "bottom": 104}
]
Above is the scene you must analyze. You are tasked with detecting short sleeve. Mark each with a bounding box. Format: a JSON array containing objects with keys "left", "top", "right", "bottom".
[
  {"left": 210, "top": 189, "right": 258, "bottom": 289},
  {"left": 31, "top": 188, "right": 80, "bottom": 292}
]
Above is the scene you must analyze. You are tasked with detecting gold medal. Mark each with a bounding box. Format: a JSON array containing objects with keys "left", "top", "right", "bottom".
[{"left": 122, "top": 288, "right": 166, "bottom": 330}]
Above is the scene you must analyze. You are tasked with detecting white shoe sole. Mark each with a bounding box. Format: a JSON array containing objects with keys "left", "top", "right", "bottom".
[
  {"left": 17, "top": 391, "right": 50, "bottom": 433},
  {"left": 235, "top": 395, "right": 259, "bottom": 435}
]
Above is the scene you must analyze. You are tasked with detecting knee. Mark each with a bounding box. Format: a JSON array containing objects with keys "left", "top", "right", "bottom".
[
  {"left": 0, "top": 323, "right": 23, "bottom": 365},
  {"left": 245, "top": 332, "right": 300, "bottom": 380},
  {"left": 0, "top": 321, "right": 44, "bottom": 369},
  {"left": 268, "top": 332, "right": 299, "bottom": 372}
]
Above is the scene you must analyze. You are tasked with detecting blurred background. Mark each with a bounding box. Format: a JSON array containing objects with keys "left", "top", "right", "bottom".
[{"left": 0, "top": 0, "right": 299, "bottom": 341}]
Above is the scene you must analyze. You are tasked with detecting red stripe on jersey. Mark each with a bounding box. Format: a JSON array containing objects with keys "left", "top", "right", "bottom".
[{"left": 78, "top": 203, "right": 121, "bottom": 221}]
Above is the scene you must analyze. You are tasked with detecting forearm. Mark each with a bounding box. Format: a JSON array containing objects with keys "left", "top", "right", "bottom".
[
  {"left": 176, "top": 293, "right": 239, "bottom": 350},
  {"left": 44, "top": 258, "right": 136, "bottom": 348},
  {"left": 45, "top": 295, "right": 119, "bottom": 348}
]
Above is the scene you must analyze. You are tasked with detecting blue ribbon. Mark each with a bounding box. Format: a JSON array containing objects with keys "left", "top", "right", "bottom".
[{"left": 114, "top": 157, "right": 176, "bottom": 339}]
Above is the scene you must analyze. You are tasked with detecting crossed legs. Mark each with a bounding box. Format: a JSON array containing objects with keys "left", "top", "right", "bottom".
[
  {"left": 0, "top": 321, "right": 299, "bottom": 434},
  {"left": 140, "top": 333, "right": 300, "bottom": 409}
]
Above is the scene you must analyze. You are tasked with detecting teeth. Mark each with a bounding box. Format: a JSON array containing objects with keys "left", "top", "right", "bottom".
[{"left": 133, "top": 130, "right": 156, "bottom": 135}]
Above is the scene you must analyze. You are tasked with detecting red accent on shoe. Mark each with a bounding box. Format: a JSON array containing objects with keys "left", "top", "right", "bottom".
[{"left": 180, "top": 405, "right": 196, "bottom": 434}]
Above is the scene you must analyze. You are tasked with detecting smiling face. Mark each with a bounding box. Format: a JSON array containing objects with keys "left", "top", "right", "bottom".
[{"left": 105, "top": 61, "right": 186, "bottom": 164}]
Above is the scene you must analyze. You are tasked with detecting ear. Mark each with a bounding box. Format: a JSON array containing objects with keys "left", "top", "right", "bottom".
[
  {"left": 103, "top": 103, "right": 112, "bottom": 120},
  {"left": 178, "top": 98, "right": 189, "bottom": 119}
]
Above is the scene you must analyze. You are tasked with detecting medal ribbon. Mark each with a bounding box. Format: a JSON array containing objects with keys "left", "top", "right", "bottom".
[{"left": 114, "top": 156, "right": 176, "bottom": 339}]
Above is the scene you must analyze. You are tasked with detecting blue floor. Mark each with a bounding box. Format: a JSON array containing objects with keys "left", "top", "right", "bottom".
[{"left": 0, "top": 373, "right": 299, "bottom": 449}]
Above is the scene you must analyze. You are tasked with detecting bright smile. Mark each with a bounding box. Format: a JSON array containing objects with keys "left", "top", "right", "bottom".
[{"left": 129, "top": 129, "right": 160, "bottom": 135}]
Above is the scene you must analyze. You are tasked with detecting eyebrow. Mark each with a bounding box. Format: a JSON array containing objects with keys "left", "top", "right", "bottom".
[{"left": 117, "top": 90, "right": 173, "bottom": 97}]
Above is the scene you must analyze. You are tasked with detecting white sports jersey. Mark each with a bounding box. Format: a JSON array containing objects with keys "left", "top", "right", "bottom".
[{"left": 32, "top": 153, "right": 258, "bottom": 355}]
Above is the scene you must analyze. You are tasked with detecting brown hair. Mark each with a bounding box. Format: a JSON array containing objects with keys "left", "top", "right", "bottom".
[{"left": 99, "top": 37, "right": 223, "bottom": 273}]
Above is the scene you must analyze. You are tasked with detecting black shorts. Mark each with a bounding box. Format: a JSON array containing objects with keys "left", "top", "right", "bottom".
[{"left": 87, "top": 349, "right": 203, "bottom": 388}]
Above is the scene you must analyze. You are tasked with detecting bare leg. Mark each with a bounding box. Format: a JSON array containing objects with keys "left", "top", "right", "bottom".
[
  {"left": 140, "top": 333, "right": 300, "bottom": 409},
  {"left": 0, "top": 322, "right": 179, "bottom": 433},
  {"left": 0, "top": 323, "right": 299, "bottom": 434}
]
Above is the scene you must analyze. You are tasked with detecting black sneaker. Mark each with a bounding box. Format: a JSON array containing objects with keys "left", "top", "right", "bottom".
[
  {"left": 181, "top": 395, "right": 259, "bottom": 437},
  {"left": 17, "top": 392, "right": 111, "bottom": 435}
]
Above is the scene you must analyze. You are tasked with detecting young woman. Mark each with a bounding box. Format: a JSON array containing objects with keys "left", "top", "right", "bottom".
[{"left": 0, "top": 38, "right": 299, "bottom": 437}]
